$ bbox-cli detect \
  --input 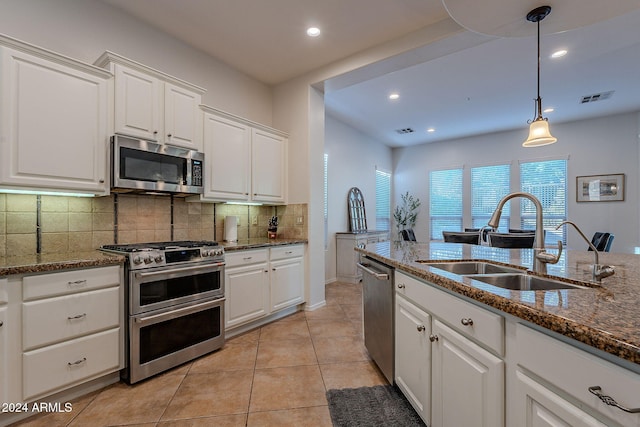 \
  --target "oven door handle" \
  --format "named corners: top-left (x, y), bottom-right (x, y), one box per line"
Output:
top-left (134, 263), bottom-right (224, 280)
top-left (134, 298), bottom-right (225, 325)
